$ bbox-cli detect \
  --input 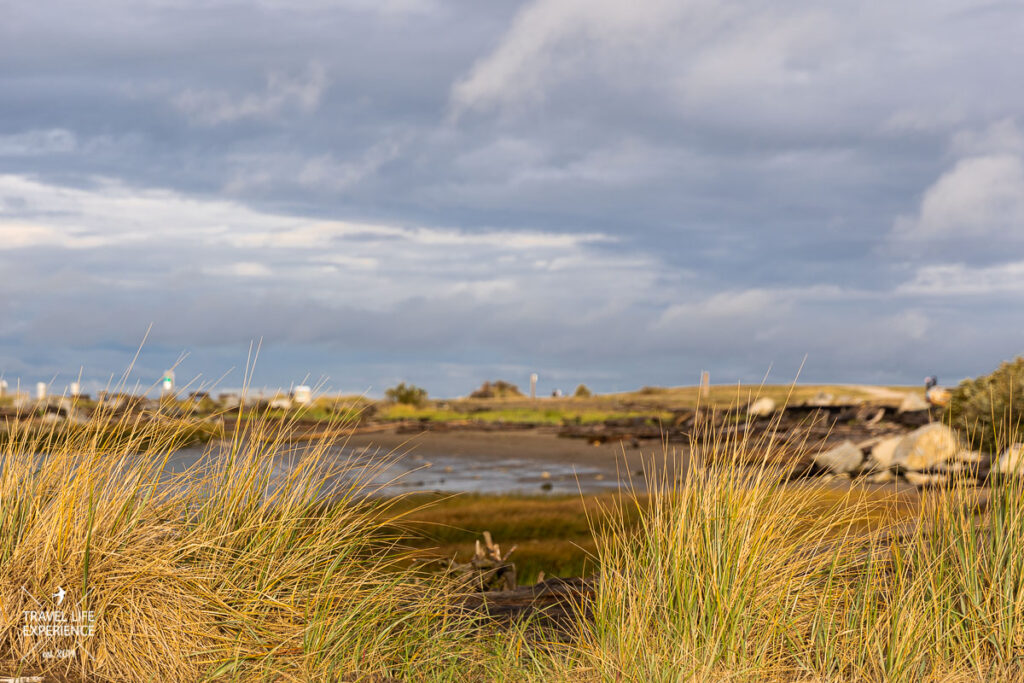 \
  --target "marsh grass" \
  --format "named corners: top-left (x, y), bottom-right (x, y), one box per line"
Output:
top-left (557, 414), bottom-right (1024, 682)
top-left (4, 384), bottom-right (1024, 682)
top-left (0, 398), bottom-right (504, 681)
